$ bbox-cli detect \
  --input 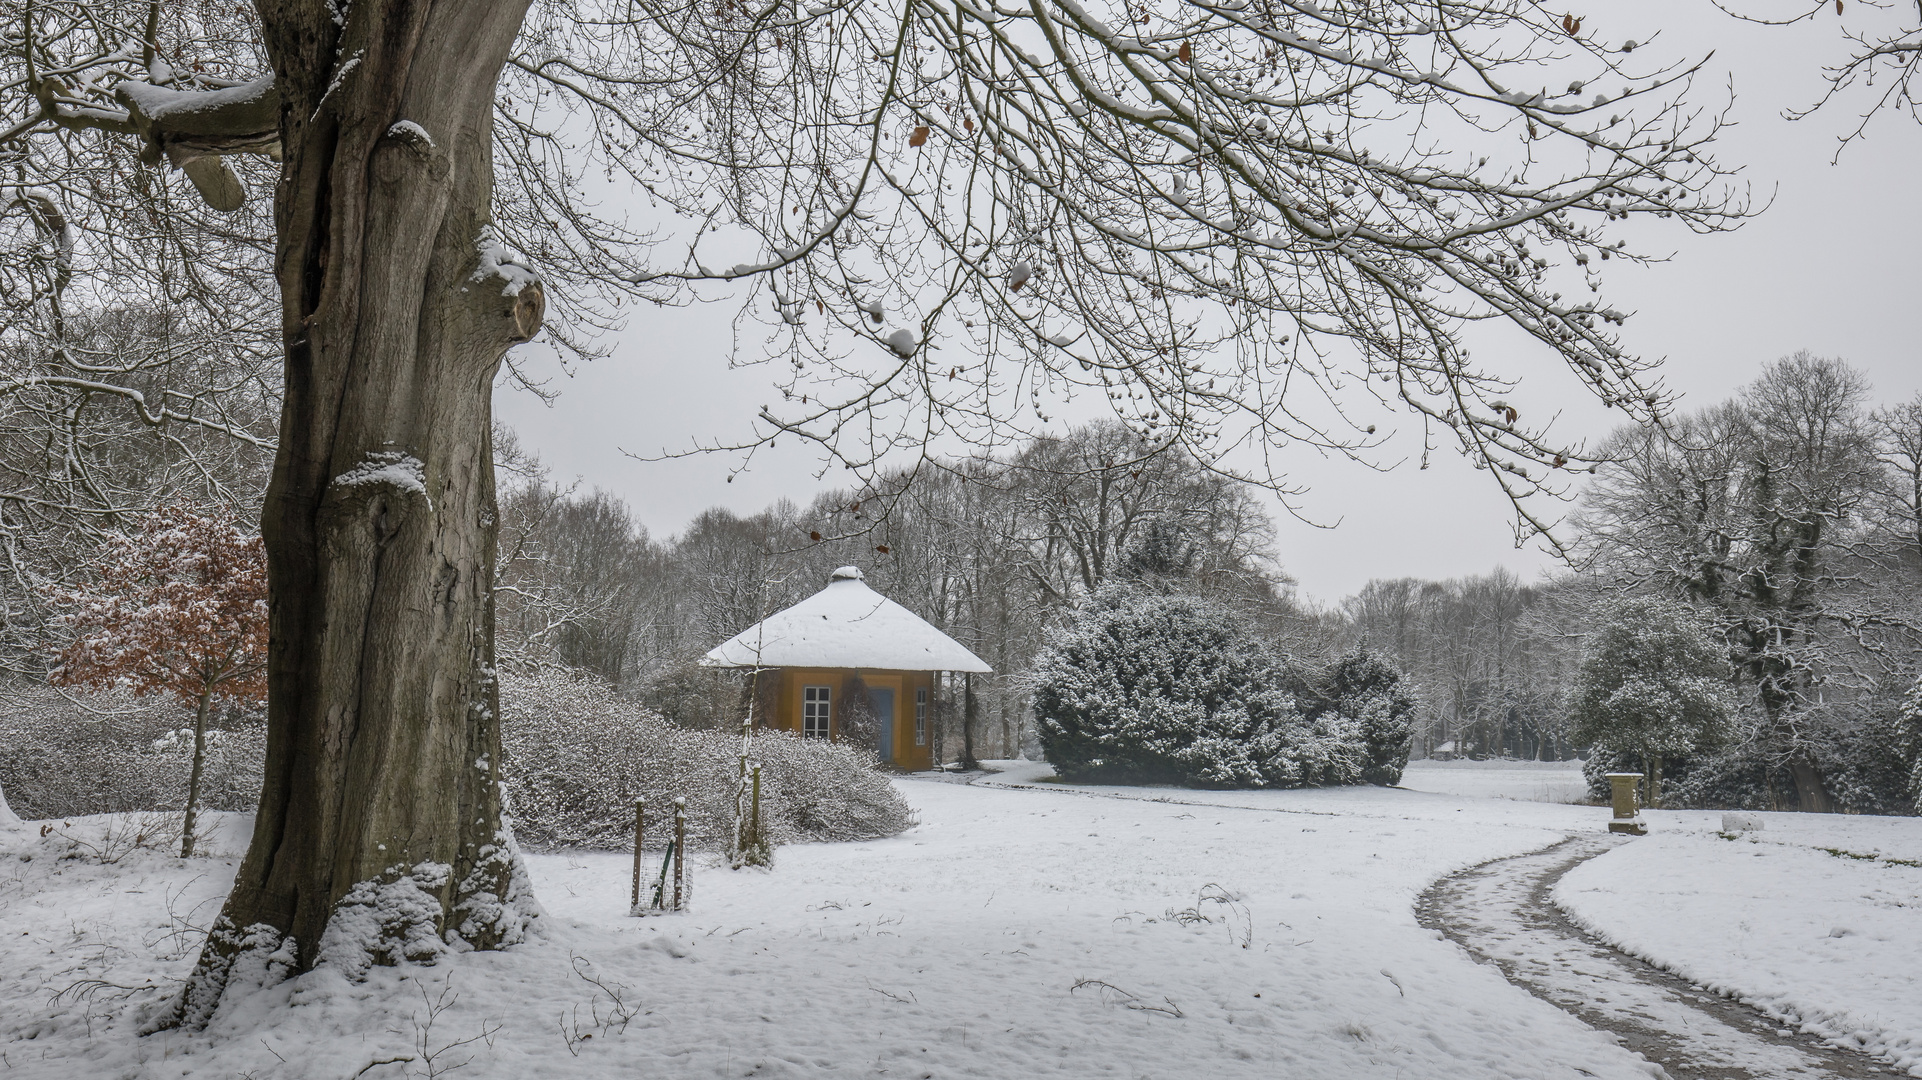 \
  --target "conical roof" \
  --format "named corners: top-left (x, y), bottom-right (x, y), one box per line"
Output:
top-left (701, 566), bottom-right (991, 673)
